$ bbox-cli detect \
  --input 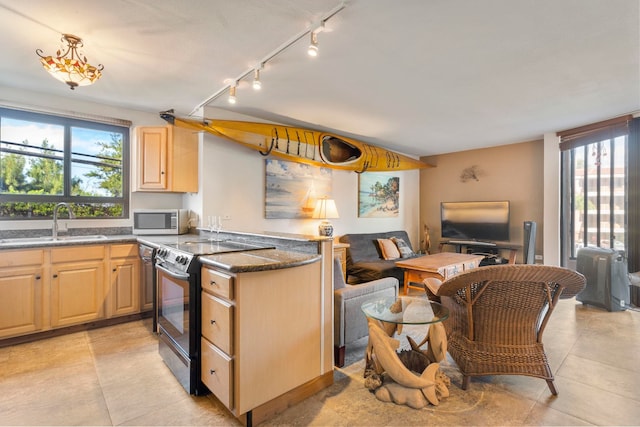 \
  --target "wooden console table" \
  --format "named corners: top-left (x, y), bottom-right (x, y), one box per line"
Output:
top-left (438, 240), bottom-right (522, 265)
top-left (395, 253), bottom-right (485, 295)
